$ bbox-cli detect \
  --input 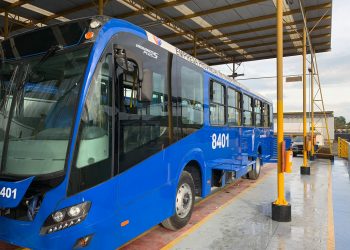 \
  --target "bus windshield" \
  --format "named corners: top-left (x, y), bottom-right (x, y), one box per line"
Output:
top-left (0, 45), bottom-right (91, 177)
